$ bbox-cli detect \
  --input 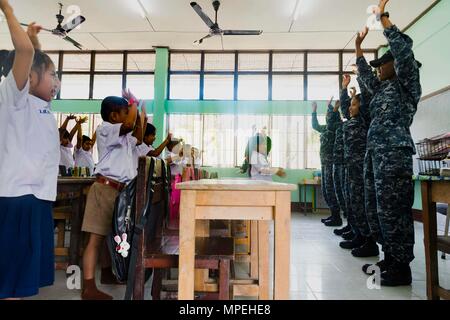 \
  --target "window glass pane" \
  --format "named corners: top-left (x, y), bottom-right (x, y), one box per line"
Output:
top-left (305, 115), bottom-right (324, 169)
top-left (63, 54), bottom-right (91, 72)
top-left (204, 75), bottom-right (234, 100)
top-left (93, 75), bottom-right (123, 99)
top-left (238, 75), bottom-right (268, 100)
top-left (204, 53), bottom-right (235, 72)
top-left (307, 75), bottom-right (339, 101)
top-left (95, 53), bottom-right (123, 72)
top-left (272, 75), bottom-right (304, 100)
top-left (127, 53), bottom-right (156, 72)
top-left (238, 53), bottom-right (269, 72)
top-left (168, 114), bottom-right (203, 153)
top-left (47, 53), bottom-right (60, 71)
top-left (307, 53), bottom-right (339, 72)
top-left (169, 75), bottom-right (200, 100)
top-left (203, 115), bottom-right (235, 167)
top-left (272, 53), bottom-right (304, 72)
top-left (170, 53), bottom-right (201, 71)
top-left (127, 75), bottom-right (154, 99)
top-left (60, 74), bottom-right (90, 99)
top-left (236, 115), bottom-right (270, 167)
top-left (271, 116), bottom-right (305, 169)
